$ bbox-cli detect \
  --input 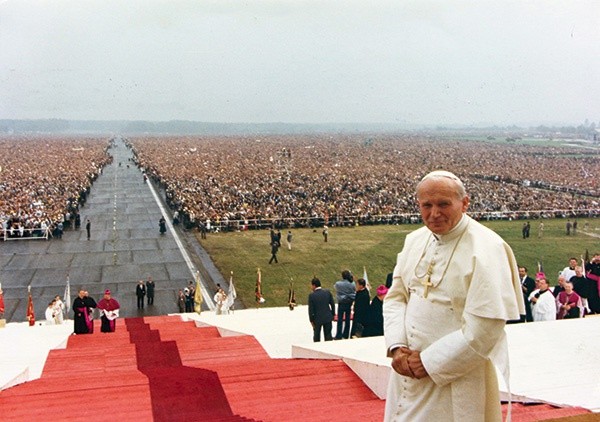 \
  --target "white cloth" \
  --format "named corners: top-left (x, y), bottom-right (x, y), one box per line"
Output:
top-left (53, 299), bottom-right (65, 324)
top-left (529, 289), bottom-right (556, 321)
top-left (45, 307), bottom-right (56, 325)
top-left (214, 291), bottom-right (229, 315)
top-left (101, 308), bottom-right (119, 321)
top-left (383, 215), bottom-right (523, 422)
